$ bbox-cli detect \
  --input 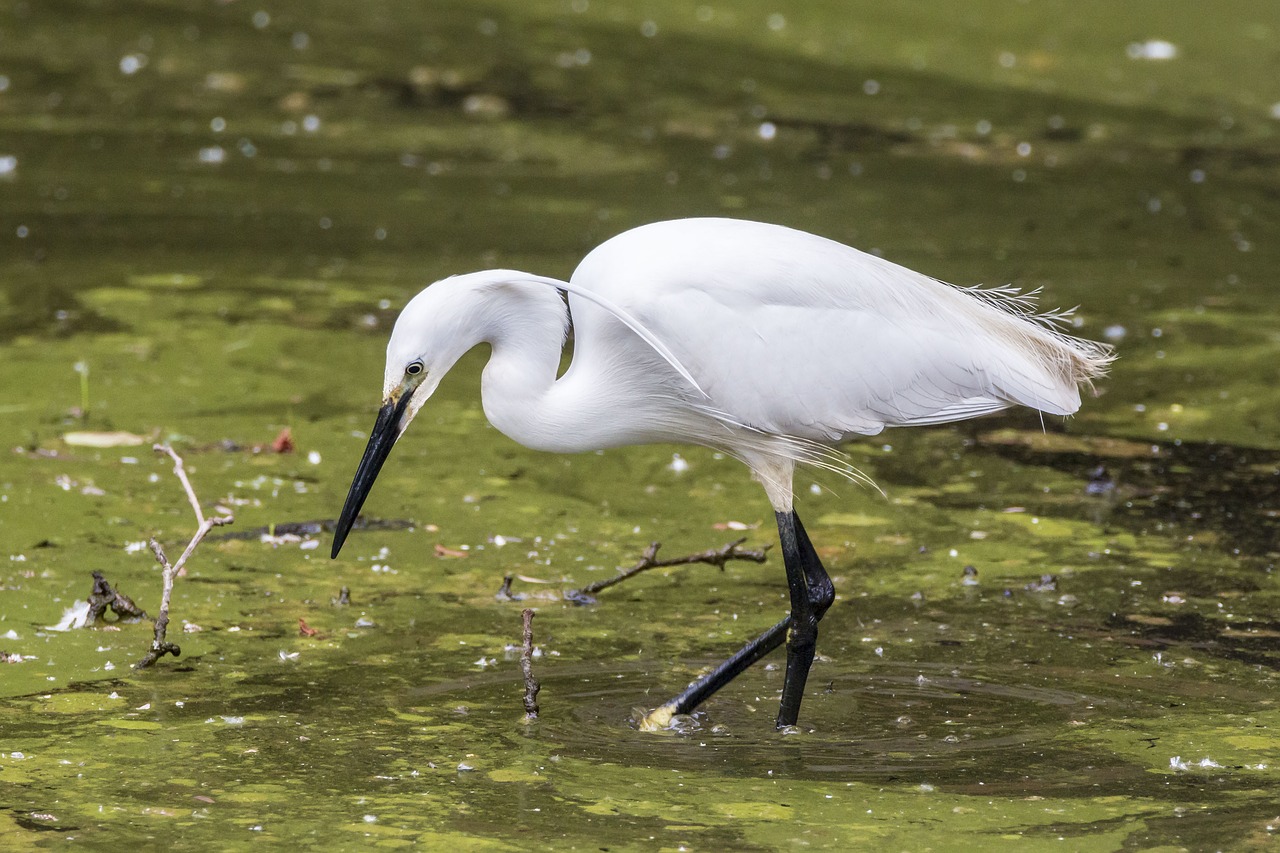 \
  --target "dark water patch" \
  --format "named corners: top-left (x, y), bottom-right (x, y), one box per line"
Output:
top-left (971, 428), bottom-right (1280, 559)
top-left (1105, 610), bottom-right (1280, 671)
top-left (210, 516), bottom-right (415, 541)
